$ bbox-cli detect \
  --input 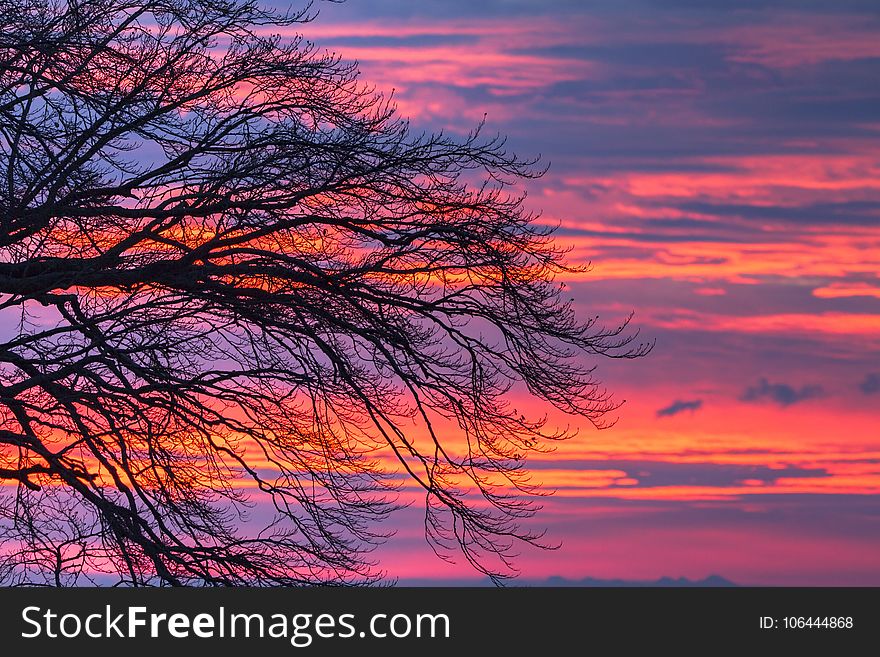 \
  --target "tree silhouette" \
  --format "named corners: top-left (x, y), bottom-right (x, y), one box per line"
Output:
top-left (0, 0), bottom-right (649, 585)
